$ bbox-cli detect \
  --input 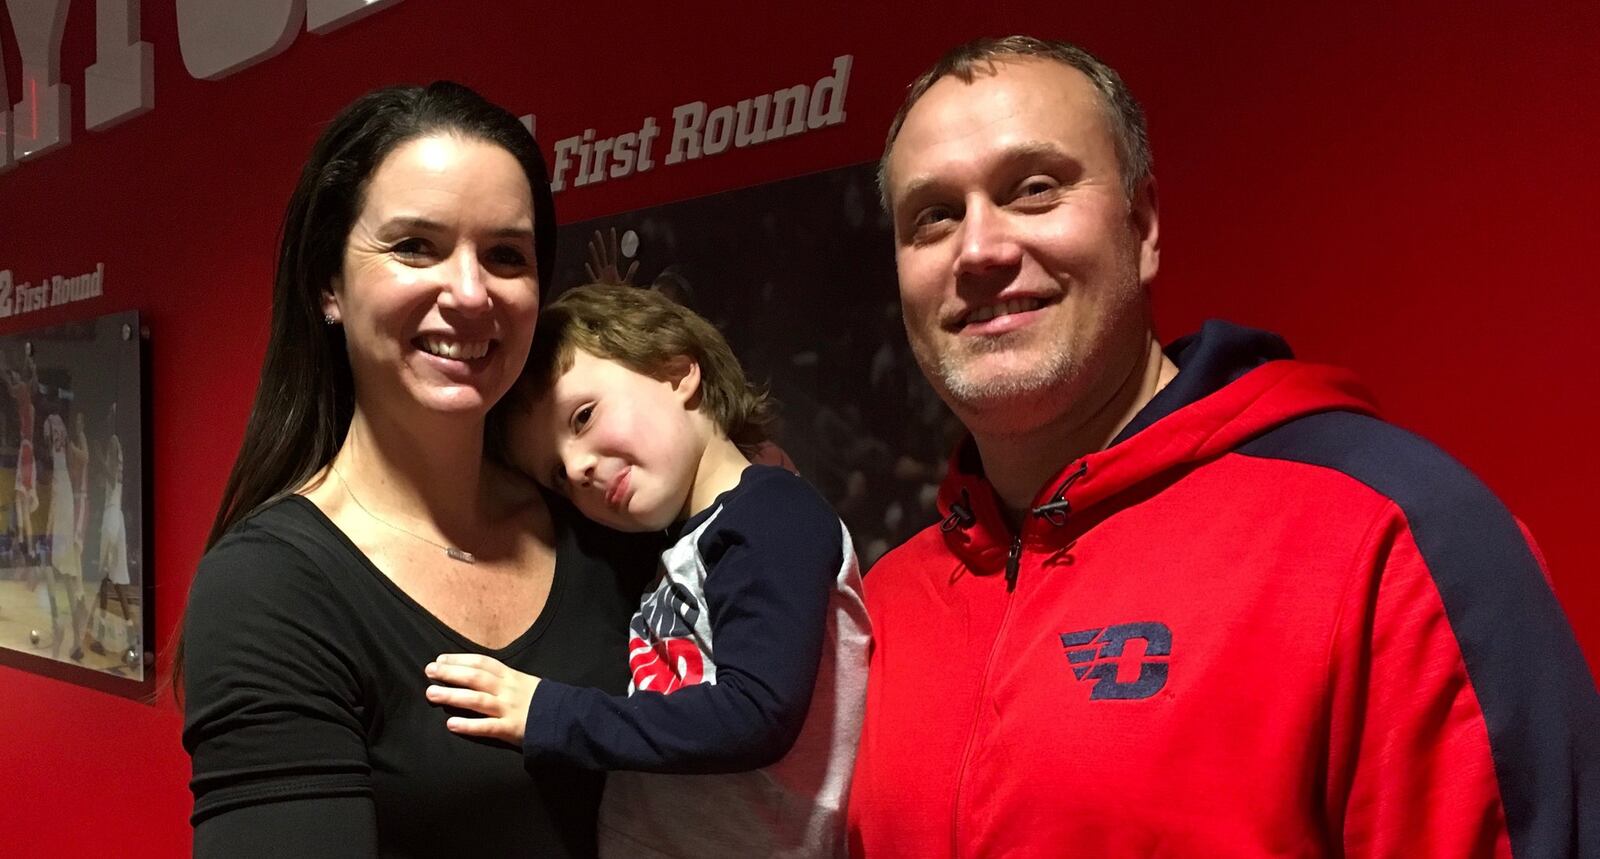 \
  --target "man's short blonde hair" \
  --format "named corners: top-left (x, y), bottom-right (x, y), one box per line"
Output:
top-left (879, 35), bottom-right (1152, 210)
